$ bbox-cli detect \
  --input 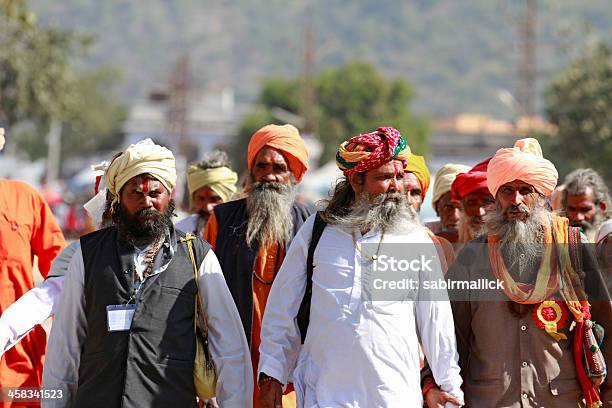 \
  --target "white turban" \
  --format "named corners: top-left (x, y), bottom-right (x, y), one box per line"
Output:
top-left (487, 138), bottom-right (558, 197)
top-left (432, 163), bottom-right (471, 205)
top-left (105, 139), bottom-right (176, 203)
top-left (0, 128), bottom-right (5, 151)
